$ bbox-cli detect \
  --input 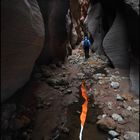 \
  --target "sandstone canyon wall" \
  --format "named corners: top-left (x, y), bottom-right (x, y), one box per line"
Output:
top-left (85, 0), bottom-right (139, 95)
top-left (1, 0), bottom-right (45, 102)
